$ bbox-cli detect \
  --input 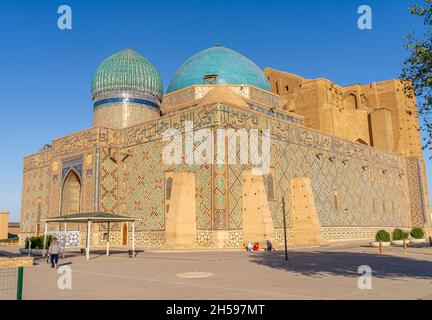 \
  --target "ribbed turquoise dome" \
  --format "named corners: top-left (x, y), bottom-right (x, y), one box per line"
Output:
top-left (91, 49), bottom-right (163, 104)
top-left (167, 45), bottom-right (270, 93)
